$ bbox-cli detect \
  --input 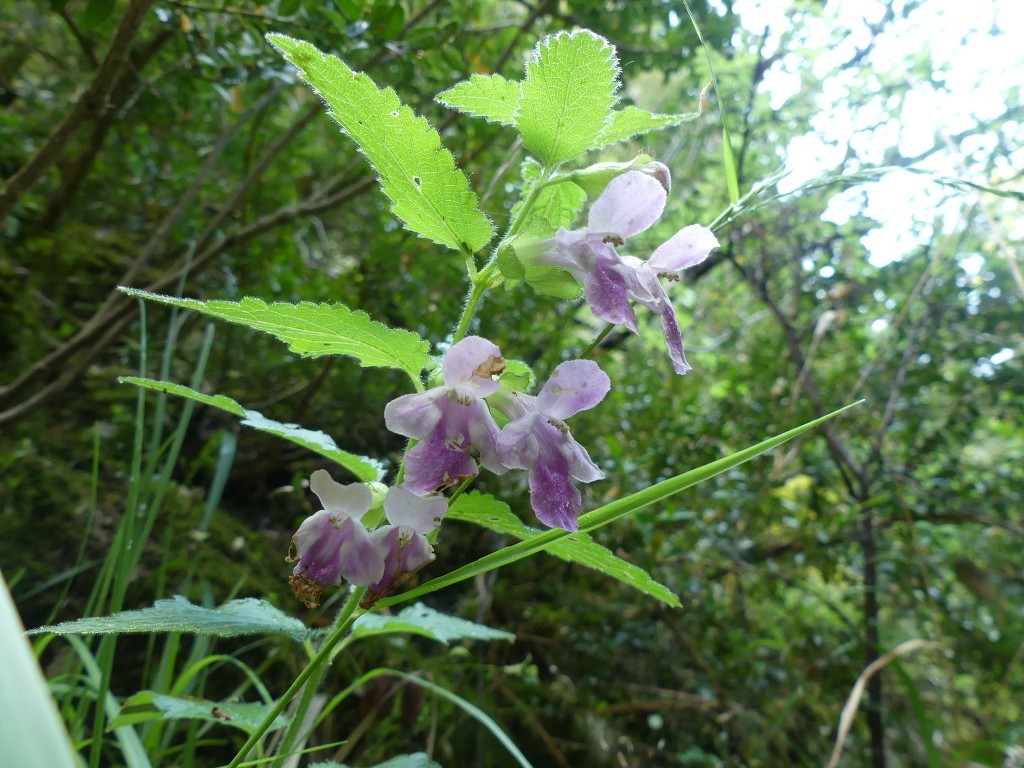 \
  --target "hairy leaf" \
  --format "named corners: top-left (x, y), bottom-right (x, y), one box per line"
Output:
top-left (268, 34), bottom-right (494, 253)
top-left (516, 30), bottom-right (620, 166)
top-left (436, 73), bottom-right (521, 126)
top-left (591, 106), bottom-right (701, 150)
top-left (121, 288), bottom-right (430, 384)
top-left (109, 691), bottom-right (290, 734)
top-left (352, 603), bottom-right (514, 644)
top-left (29, 596), bottom-right (310, 642)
